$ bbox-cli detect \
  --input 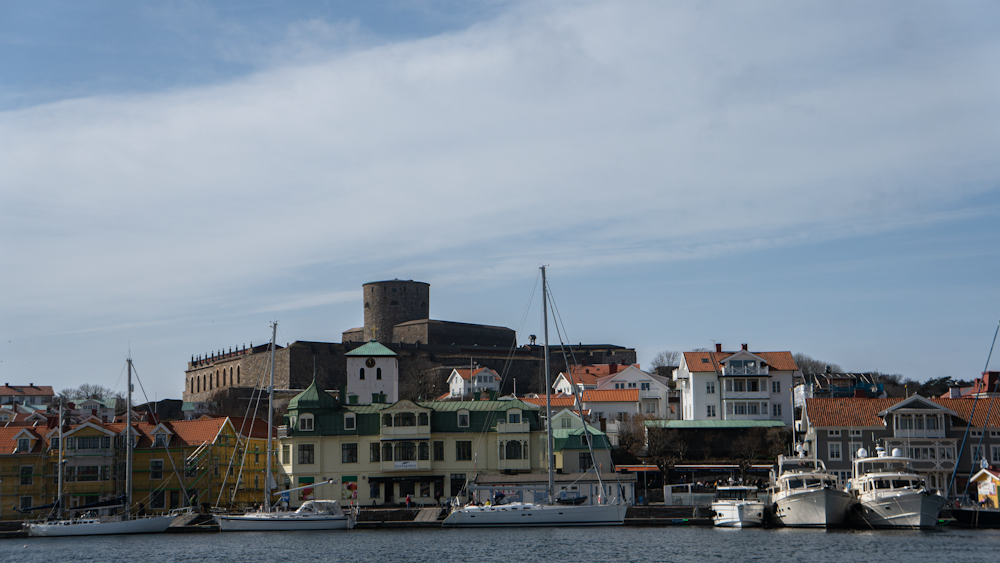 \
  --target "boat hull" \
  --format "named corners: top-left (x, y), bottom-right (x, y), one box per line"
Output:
top-left (950, 507), bottom-right (1000, 529)
top-left (773, 488), bottom-right (855, 528)
top-left (711, 501), bottom-right (765, 528)
top-left (216, 513), bottom-right (354, 531)
top-left (849, 491), bottom-right (945, 529)
top-left (27, 515), bottom-right (174, 537)
top-left (441, 502), bottom-right (625, 528)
